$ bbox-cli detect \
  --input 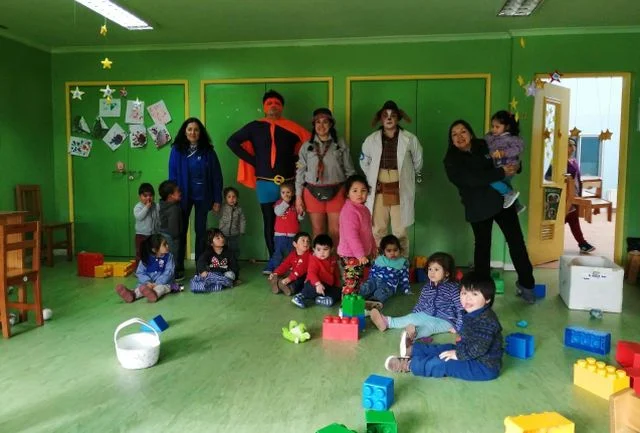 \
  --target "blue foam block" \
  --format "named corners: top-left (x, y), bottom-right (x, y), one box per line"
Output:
top-left (362, 375), bottom-right (394, 410)
top-left (344, 313), bottom-right (365, 331)
top-left (563, 326), bottom-right (610, 355)
top-left (415, 269), bottom-right (427, 282)
top-left (505, 332), bottom-right (534, 359)
top-left (534, 284), bottom-right (546, 298)
top-left (140, 314), bottom-right (169, 333)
